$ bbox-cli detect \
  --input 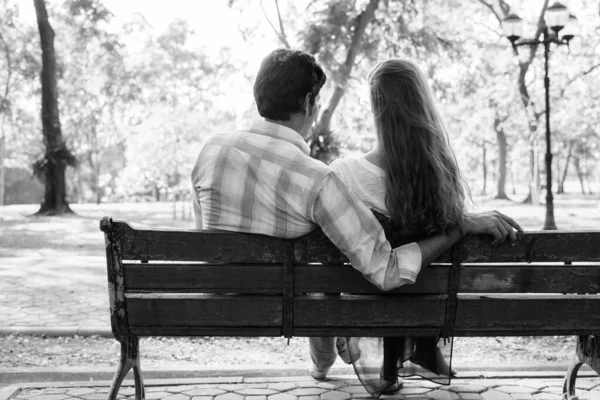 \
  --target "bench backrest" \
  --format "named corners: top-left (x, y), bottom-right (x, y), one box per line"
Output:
top-left (100, 217), bottom-right (600, 341)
